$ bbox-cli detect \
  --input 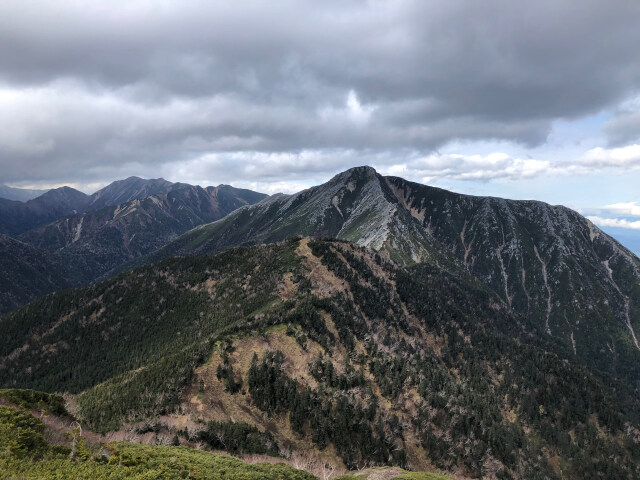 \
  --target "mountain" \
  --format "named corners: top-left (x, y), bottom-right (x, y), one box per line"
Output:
top-left (88, 176), bottom-right (185, 210)
top-left (0, 234), bottom-right (74, 314)
top-left (136, 166), bottom-right (640, 386)
top-left (0, 176), bottom-right (246, 238)
top-left (0, 184), bottom-right (49, 202)
top-left (383, 175), bottom-right (640, 382)
top-left (17, 184), bottom-right (267, 284)
top-left (0, 179), bottom-right (266, 314)
top-left (1, 238), bottom-right (638, 479)
top-left (0, 186), bottom-right (90, 236)
top-left (142, 167), bottom-right (441, 264)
